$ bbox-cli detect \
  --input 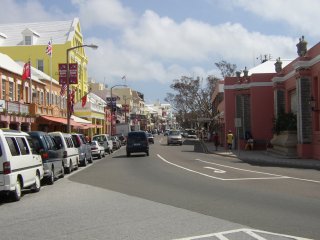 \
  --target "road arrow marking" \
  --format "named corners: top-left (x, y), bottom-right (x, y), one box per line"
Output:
top-left (204, 166), bottom-right (226, 173)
